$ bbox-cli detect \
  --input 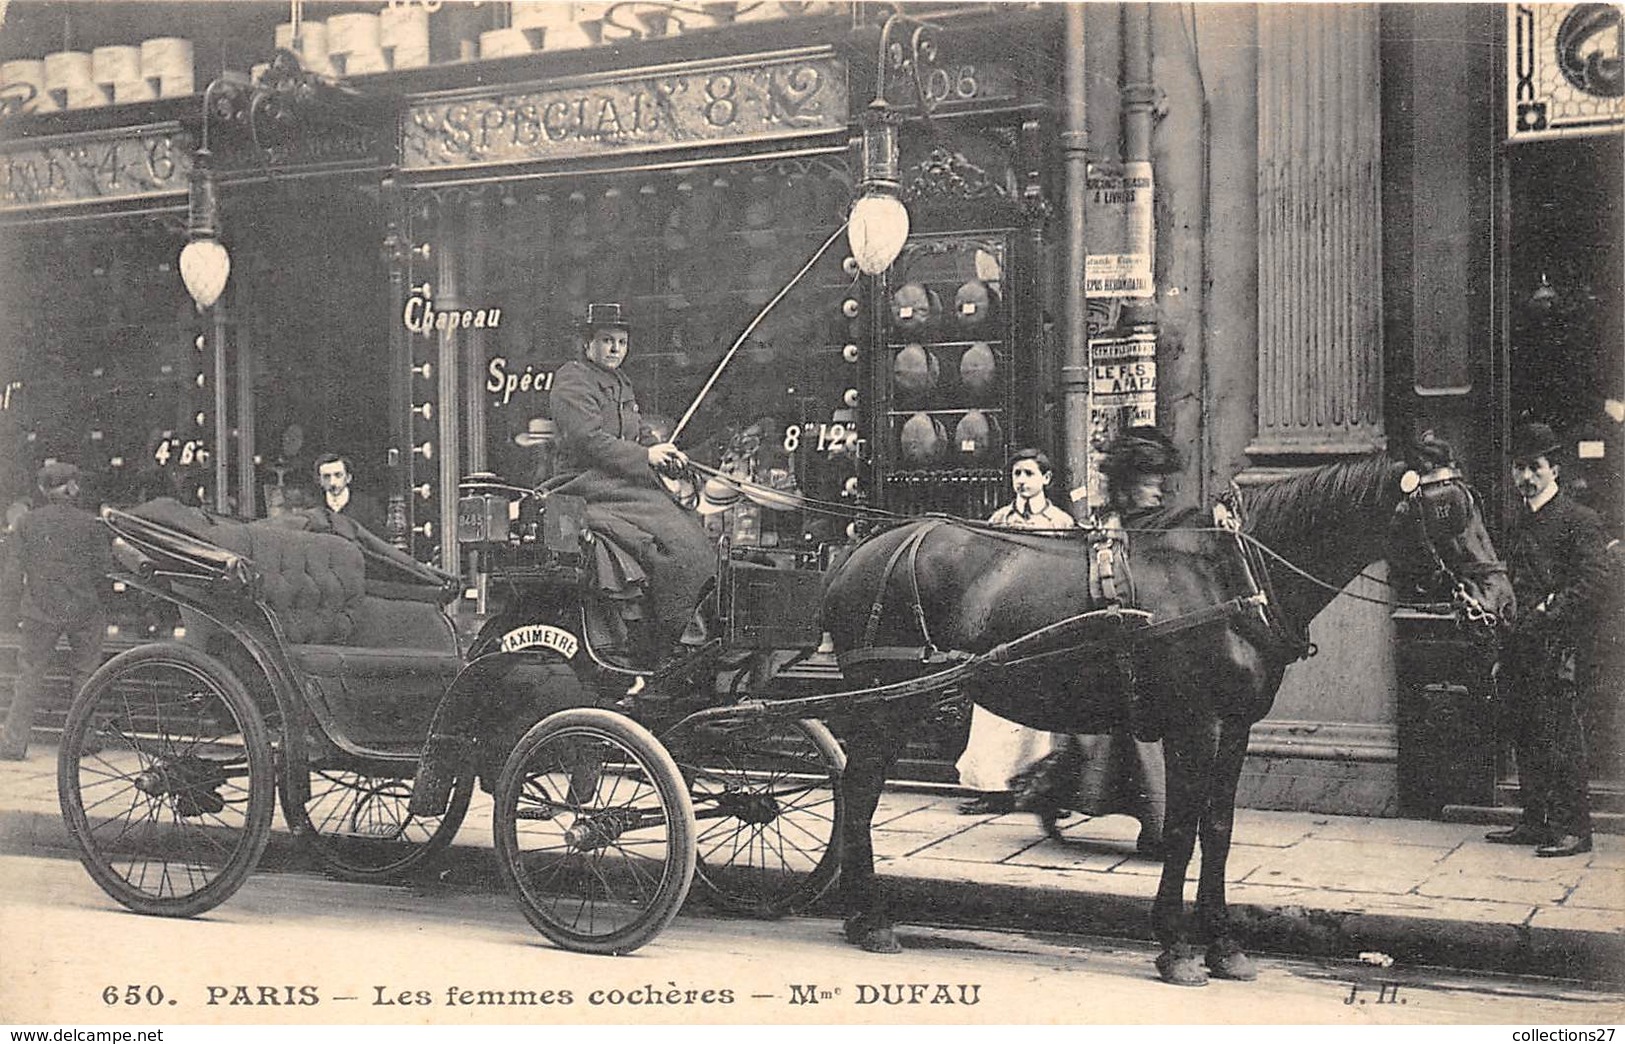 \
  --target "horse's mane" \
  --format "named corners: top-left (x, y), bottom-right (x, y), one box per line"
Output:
top-left (1241, 454), bottom-right (1400, 545)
